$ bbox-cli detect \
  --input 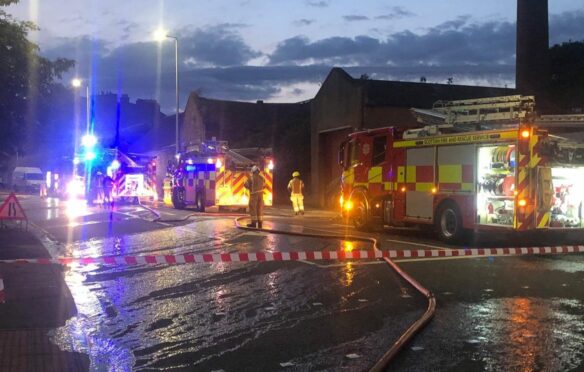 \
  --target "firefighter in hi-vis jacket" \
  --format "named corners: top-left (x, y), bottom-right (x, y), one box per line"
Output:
top-left (287, 171), bottom-right (305, 215)
top-left (244, 165), bottom-right (266, 228)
